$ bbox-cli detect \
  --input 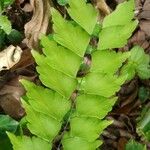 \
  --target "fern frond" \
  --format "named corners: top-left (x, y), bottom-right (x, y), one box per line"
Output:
top-left (67, 0), bottom-right (98, 34)
top-left (7, 133), bottom-right (51, 150)
top-left (8, 0), bottom-right (138, 149)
